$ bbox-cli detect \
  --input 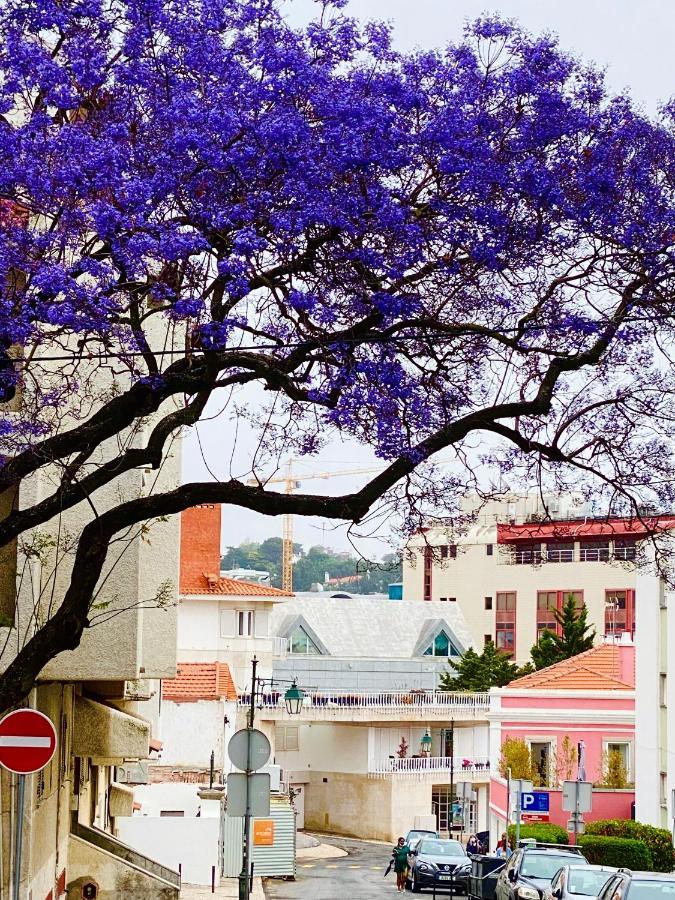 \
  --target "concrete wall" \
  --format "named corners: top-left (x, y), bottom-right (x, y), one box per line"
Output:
top-left (404, 530), bottom-right (638, 664)
top-left (133, 783), bottom-right (203, 818)
top-left (275, 723), bottom-right (371, 775)
top-left (116, 817), bottom-right (219, 886)
top-left (158, 698), bottom-right (237, 769)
